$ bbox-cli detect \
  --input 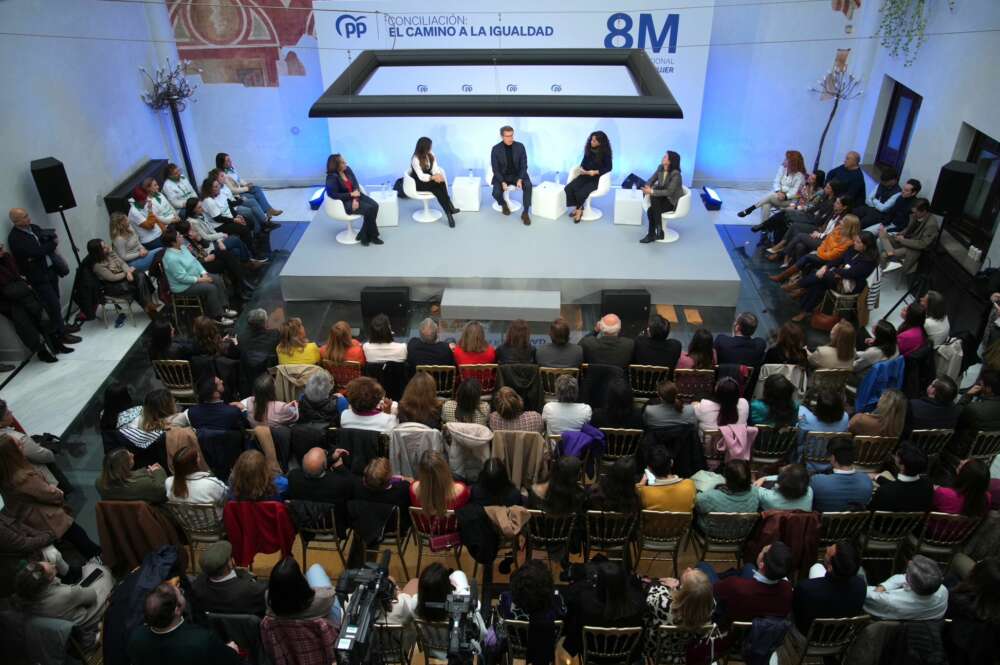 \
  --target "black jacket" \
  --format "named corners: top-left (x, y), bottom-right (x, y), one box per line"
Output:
top-left (325, 167), bottom-right (362, 202)
top-left (633, 336), bottom-right (682, 368)
top-left (406, 338), bottom-right (454, 368)
top-left (904, 397), bottom-right (961, 436)
top-left (714, 334), bottom-right (766, 367)
top-left (190, 568), bottom-right (267, 616)
top-left (286, 466), bottom-right (355, 505)
top-left (867, 476), bottom-right (934, 513)
top-left (491, 140), bottom-right (529, 183)
top-left (8, 224), bottom-right (57, 284)
top-left (791, 573), bottom-right (866, 634)
top-left (579, 334), bottom-right (635, 368)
